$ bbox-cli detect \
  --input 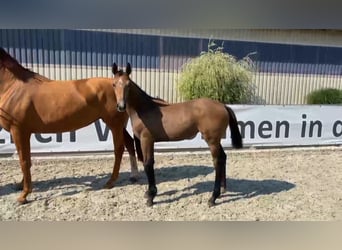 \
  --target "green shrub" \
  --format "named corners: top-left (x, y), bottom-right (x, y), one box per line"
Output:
top-left (306, 88), bottom-right (342, 104)
top-left (178, 40), bottom-right (255, 104)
